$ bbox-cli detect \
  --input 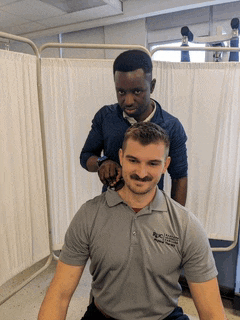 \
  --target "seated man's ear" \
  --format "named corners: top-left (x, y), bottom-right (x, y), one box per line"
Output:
top-left (163, 156), bottom-right (171, 174)
top-left (119, 148), bottom-right (123, 166)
